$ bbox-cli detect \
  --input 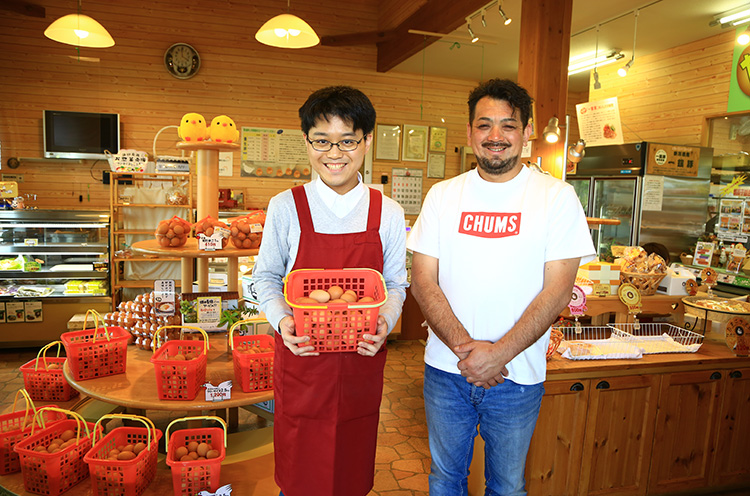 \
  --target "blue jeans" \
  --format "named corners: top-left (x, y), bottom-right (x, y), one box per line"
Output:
top-left (423, 364), bottom-right (544, 496)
